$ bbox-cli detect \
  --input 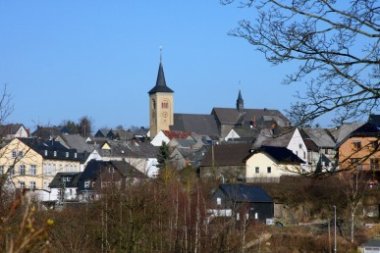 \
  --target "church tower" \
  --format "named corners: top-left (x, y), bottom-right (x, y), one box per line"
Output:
top-left (236, 90), bottom-right (244, 111)
top-left (148, 56), bottom-right (174, 138)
